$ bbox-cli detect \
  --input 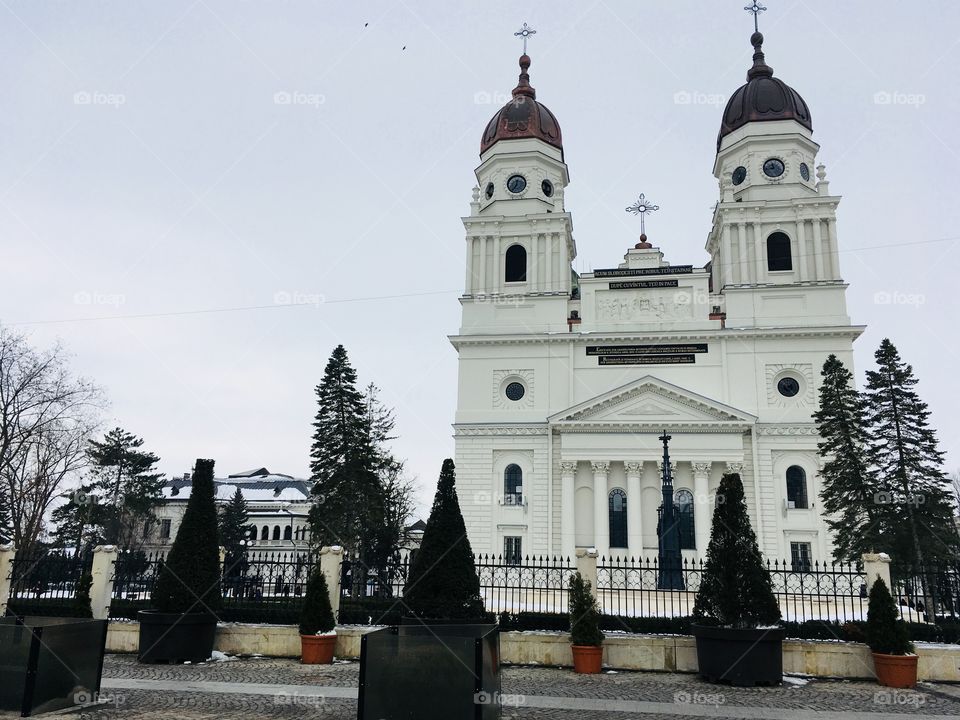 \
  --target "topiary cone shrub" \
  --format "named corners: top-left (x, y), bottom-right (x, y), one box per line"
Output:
top-left (152, 458), bottom-right (222, 614)
top-left (403, 459), bottom-right (485, 621)
top-left (693, 473), bottom-right (780, 628)
top-left (568, 571), bottom-right (604, 673)
top-left (866, 577), bottom-right (917, 688)
top-left (300, 564), bottom-right (336, 636)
